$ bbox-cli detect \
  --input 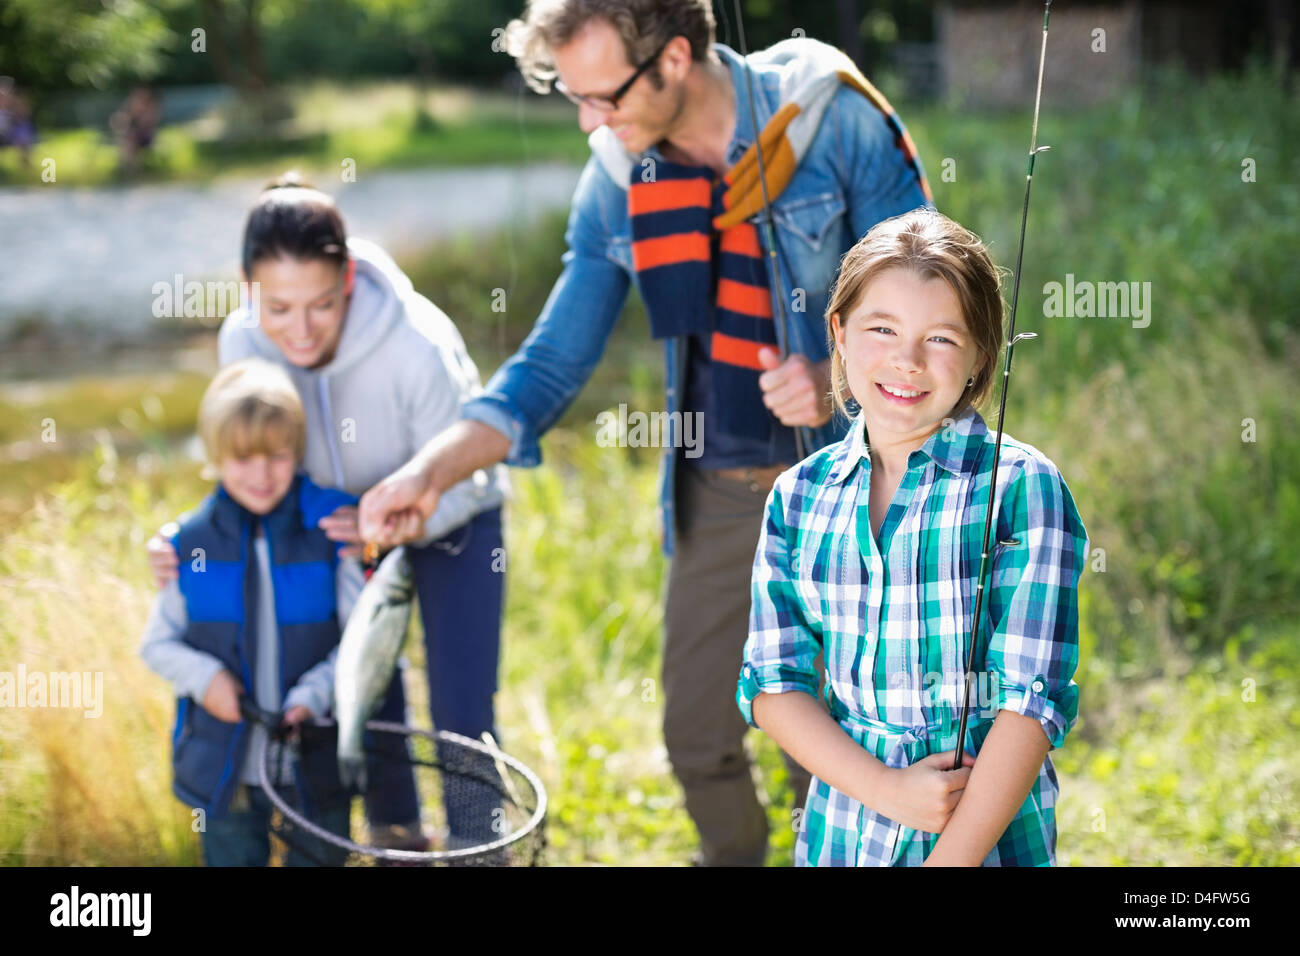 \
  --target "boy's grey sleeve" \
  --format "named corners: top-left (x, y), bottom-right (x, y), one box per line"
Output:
top-left (282, 557), bottom-right (362, 717)
top-left (139, 579), bottom-right (226, 703)
top-left (283, 645), bottom-right (338, 718)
